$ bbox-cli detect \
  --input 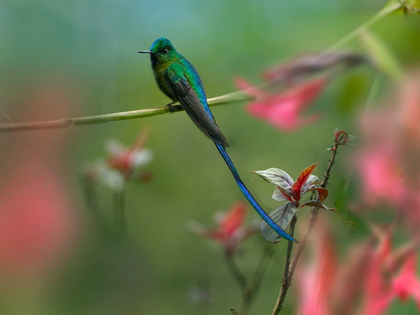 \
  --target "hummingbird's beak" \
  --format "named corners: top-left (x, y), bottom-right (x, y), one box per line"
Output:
top-left (138, 50), bottom-right (151, 54)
